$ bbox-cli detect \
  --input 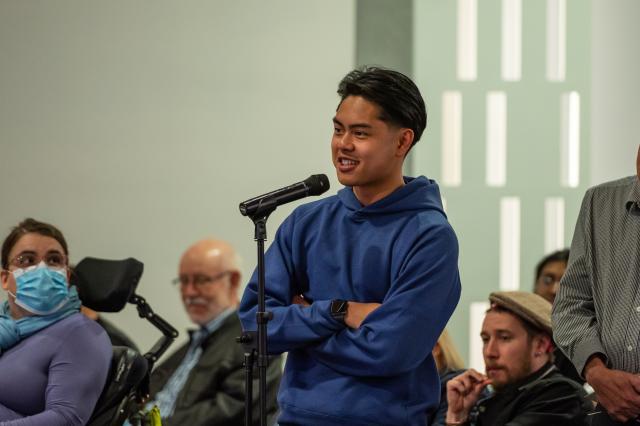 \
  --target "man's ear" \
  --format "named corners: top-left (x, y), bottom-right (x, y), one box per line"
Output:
top-left (396, 128), bottom-right (414, 157)
top-left (229, 271), bottom-right (241, 291)
top-left (533, 333), bottom-right (553, 355)
top-left (228, 271), bottom-right (242, 304)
